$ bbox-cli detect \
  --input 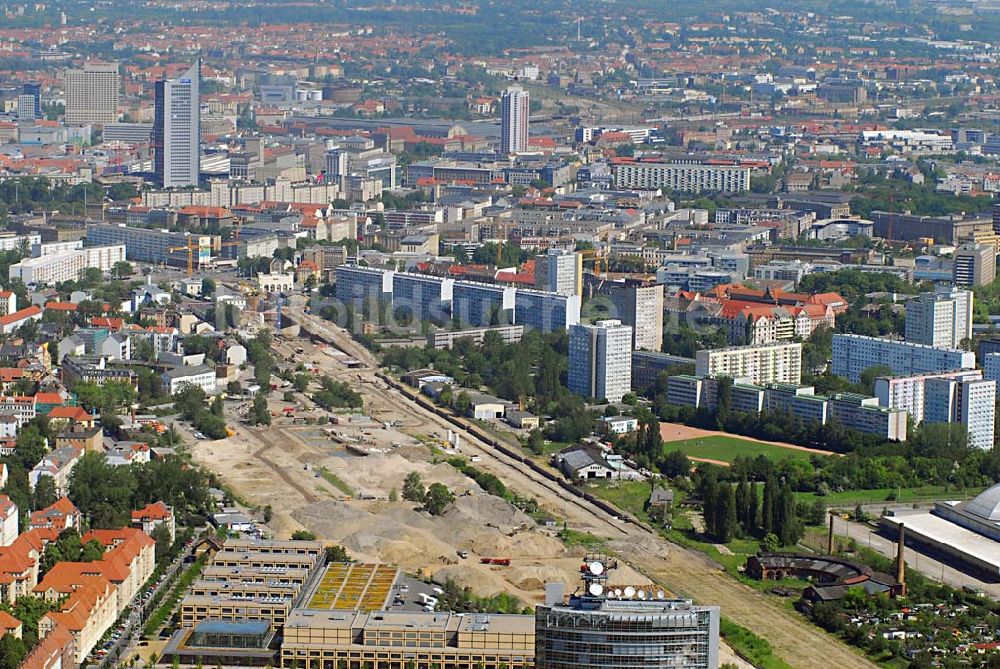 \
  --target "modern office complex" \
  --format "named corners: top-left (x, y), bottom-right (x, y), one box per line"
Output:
top-left (832, 334), bottom-right (976, 383)
top-left (874, 369), bottom-right (984, 424)
top-left (500, 86), bottom-right (530, 154)
top-left (64, 61), bottom-right (119, 125)
top-left (695, 342), bottom-right (802, 386)
top-left (86, 224), bottom-right (212, 268)
top-left (924, 375), bottom-right (997, 449)
top-left (953, 242), bottom-right (996, 287)
top-left (154, 60), bottom-right (201, 188)
top-left (600, 280), bottom-right (664, 352)
top-left (904, 287), bottom-right (973, 349)
top-left (21, 82), bottom-right (41, 119)
top-left (612, 160), bottom-right (751, 193)
top-left (535, 556), bottom-right (719, 669)
top-left (568, 320), bottom-right (633, 403)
